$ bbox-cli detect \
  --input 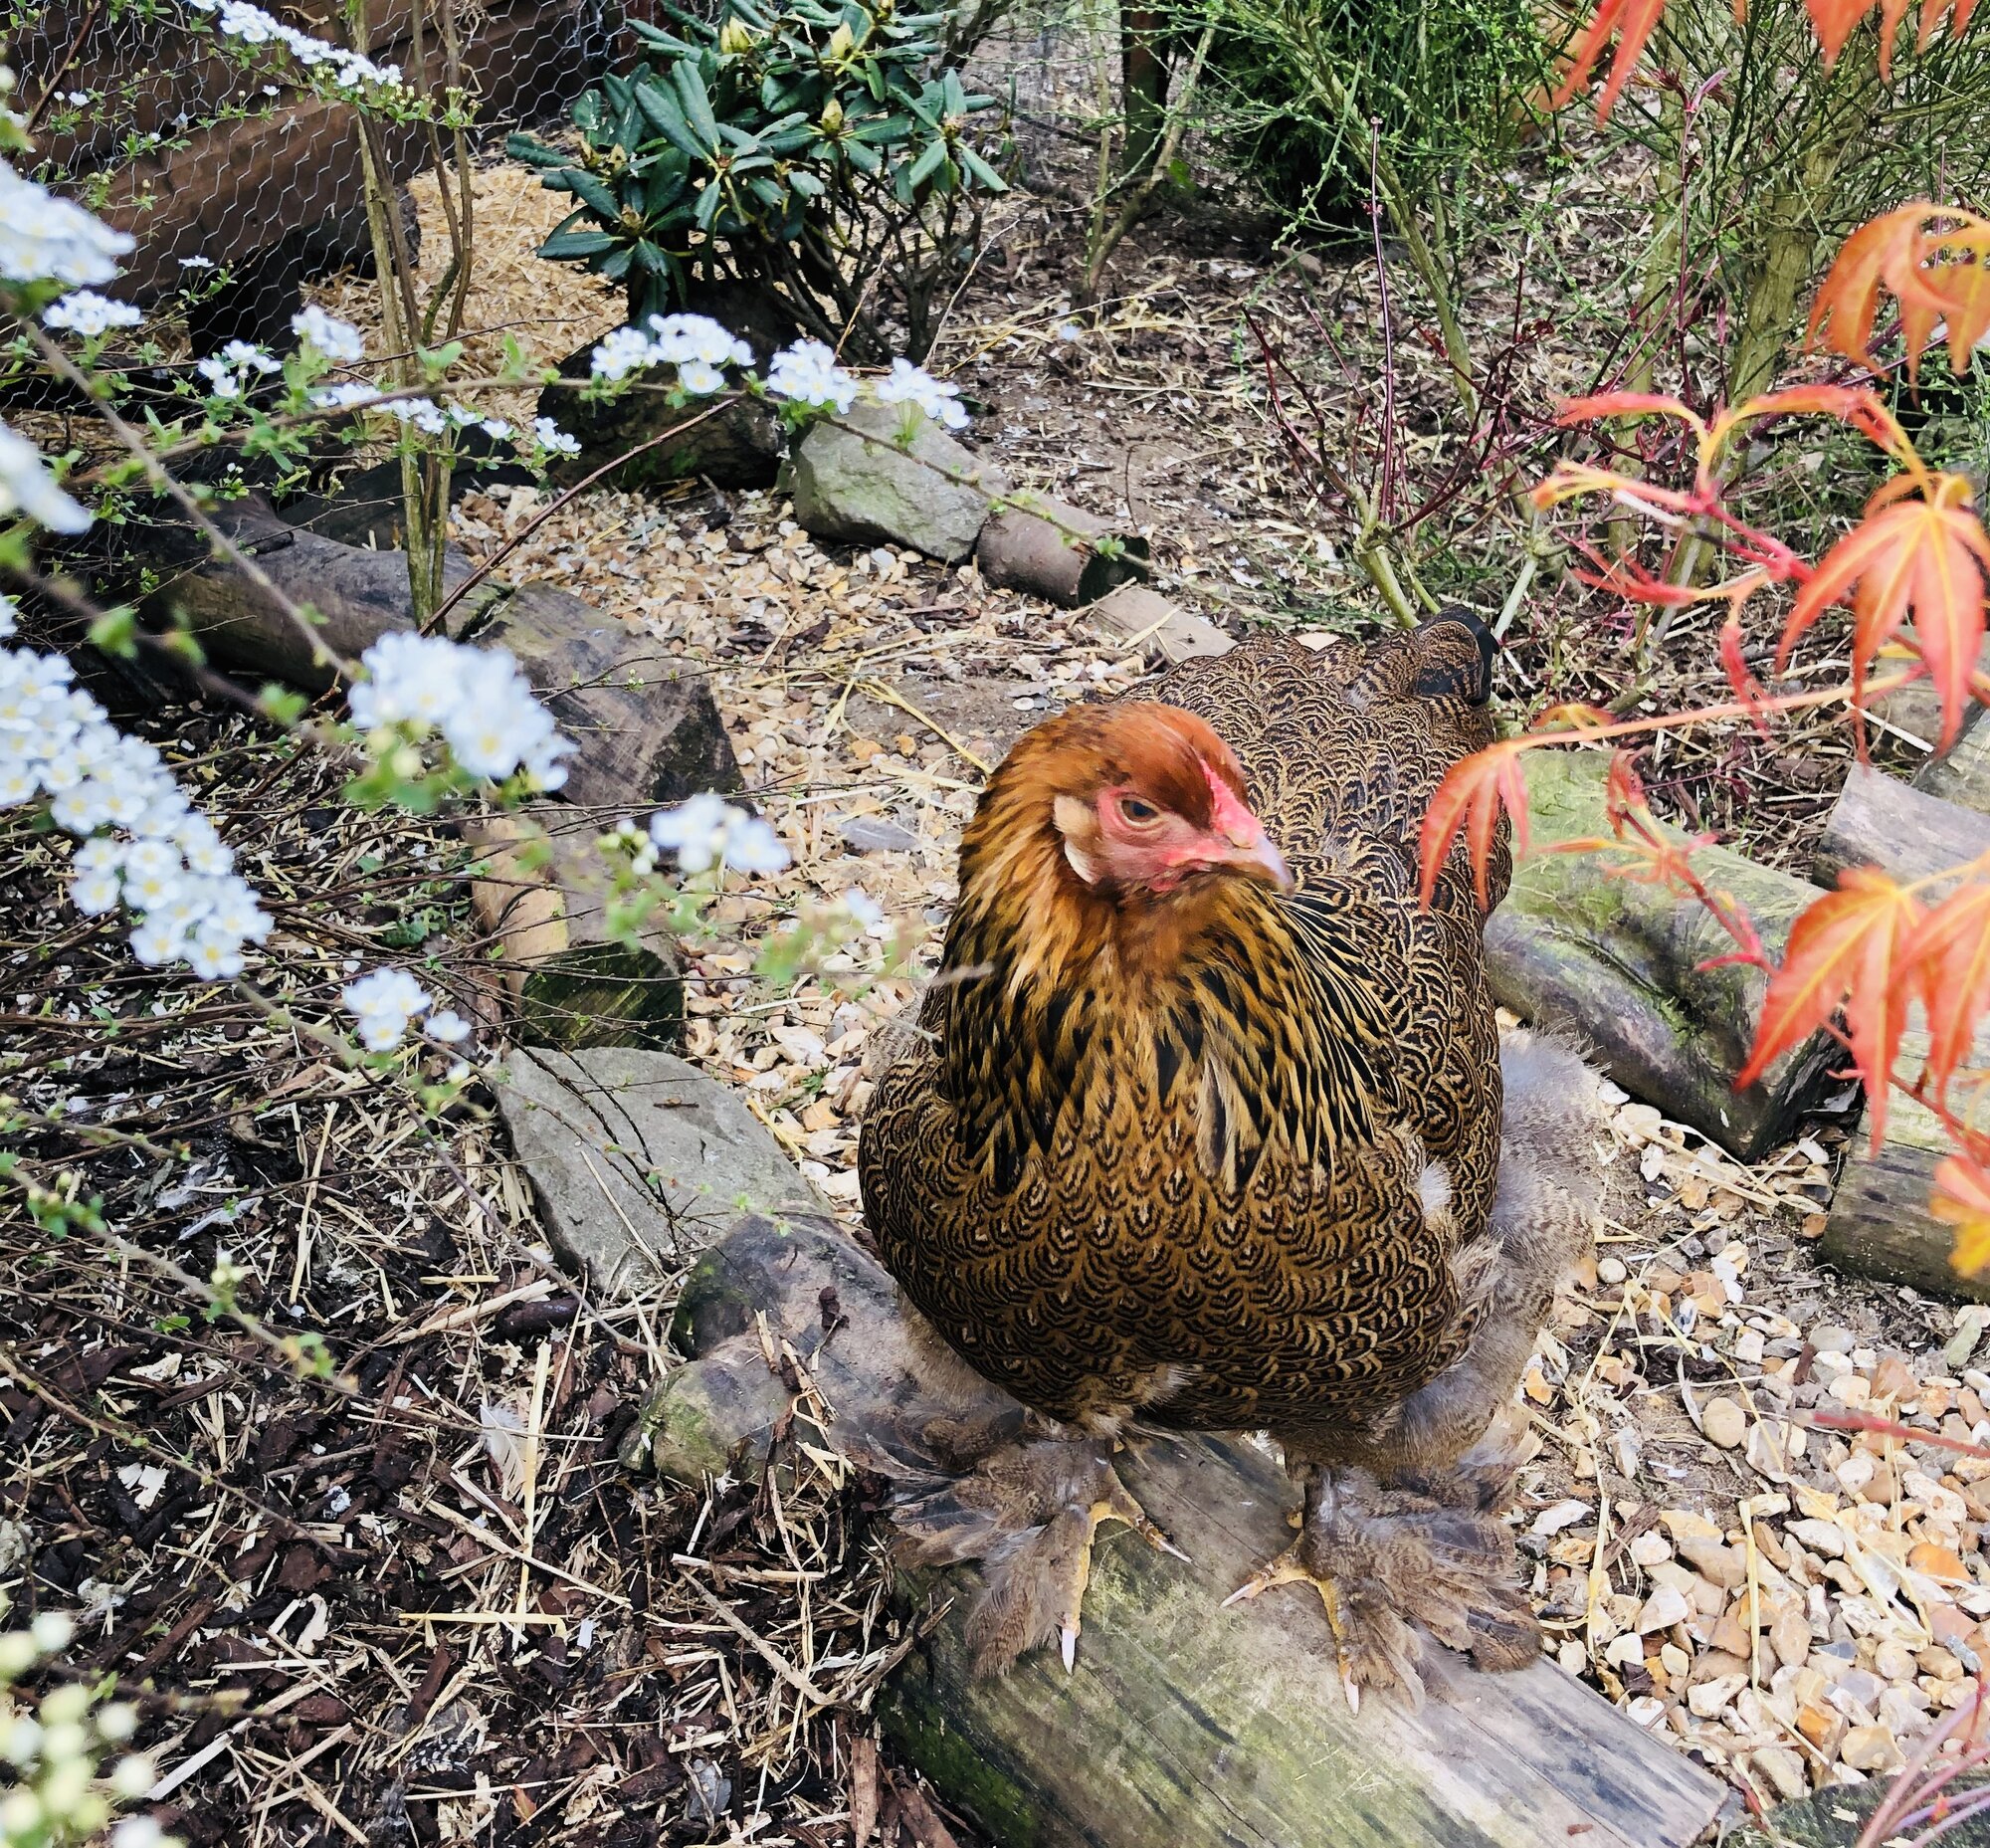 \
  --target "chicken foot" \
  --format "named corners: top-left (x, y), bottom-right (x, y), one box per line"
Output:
top-left (1224, 1440), bottom-right (1536, 1710)
top-left (892, 1434), bottom-right (1187, 1677)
